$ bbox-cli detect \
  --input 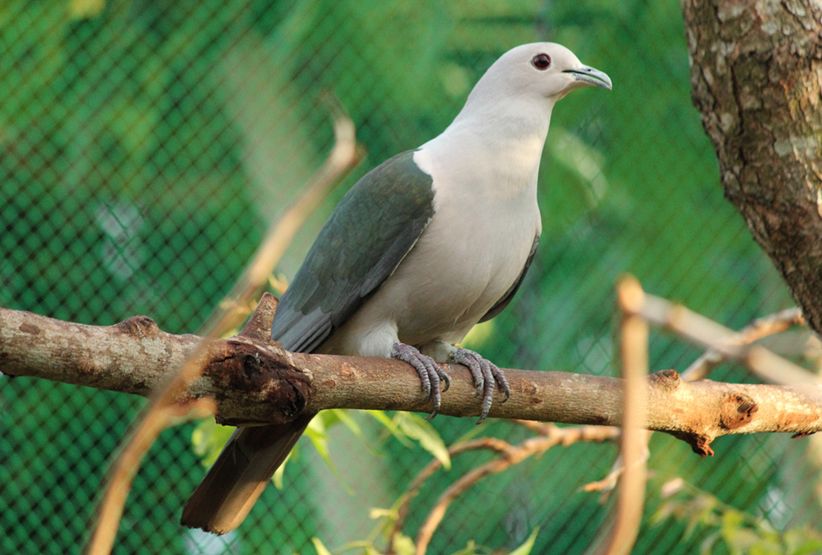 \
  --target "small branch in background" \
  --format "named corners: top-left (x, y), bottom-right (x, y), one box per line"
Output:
top-left (85, 99), bottom-right (361, 555)
top-left (590, 277), bottom-right (649, 555)
top-left (387, 425), bottom-right (619, 555)
top-left (683, 307), bottom-right (806, 381)
top-left (640, 295), bottom-right (815, 385)
top-left (388, 436), bottom-right (516, 553)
